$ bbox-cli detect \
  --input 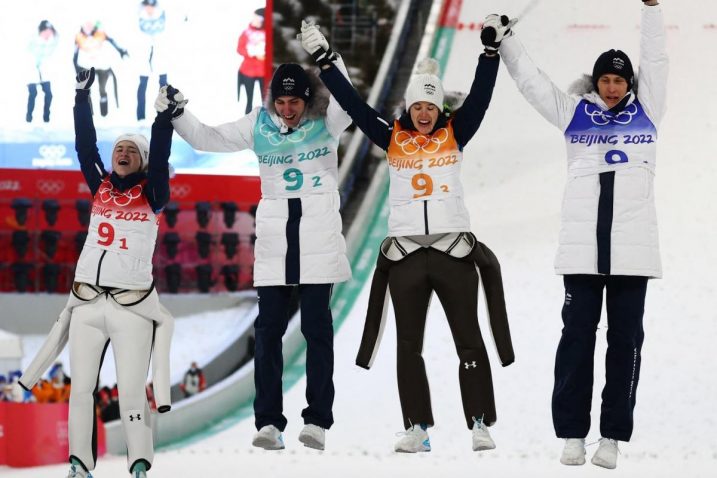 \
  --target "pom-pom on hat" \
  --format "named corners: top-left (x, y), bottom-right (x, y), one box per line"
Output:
top-left (404, 58), bottom-right (445, 111)
top-left (112, 133), bottom-right (150, 171)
